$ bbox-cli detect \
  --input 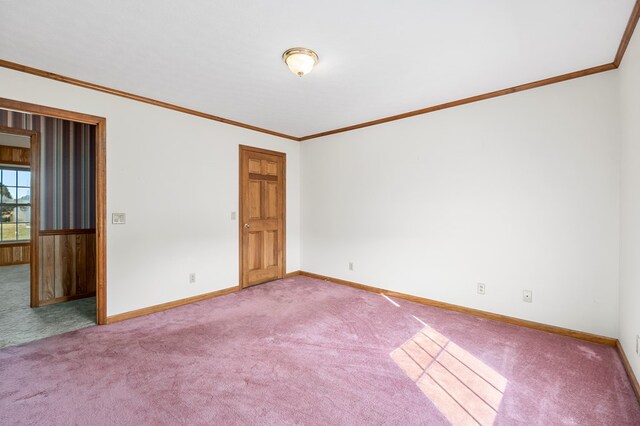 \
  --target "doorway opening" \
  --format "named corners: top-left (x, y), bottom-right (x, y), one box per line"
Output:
top-left (0, 98), bottom-right (106, 348)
